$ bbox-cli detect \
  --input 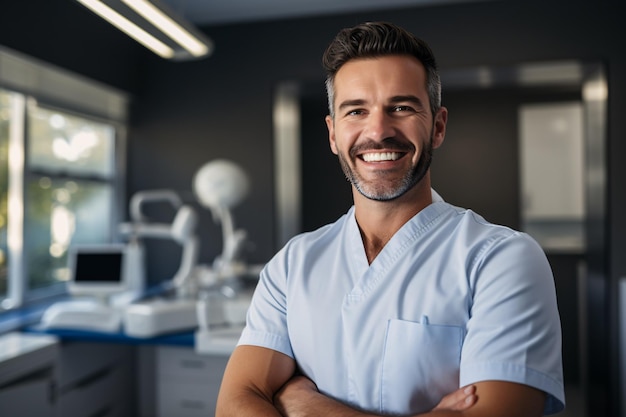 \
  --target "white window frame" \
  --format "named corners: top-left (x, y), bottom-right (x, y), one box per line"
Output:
top-left (0, 46), bottom-right (128, 310)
